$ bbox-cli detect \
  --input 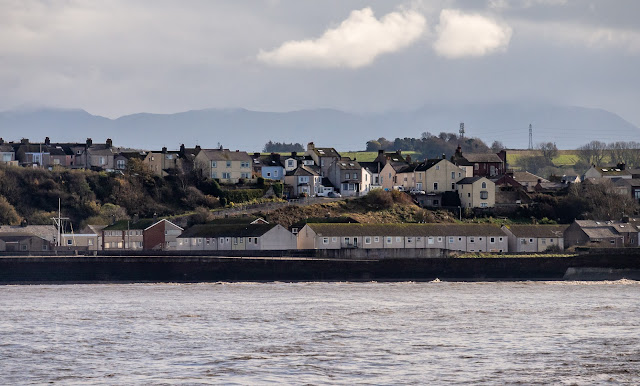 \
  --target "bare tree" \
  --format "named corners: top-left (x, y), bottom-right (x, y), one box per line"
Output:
top-left (608, 141), bottom-right (640, 168)
top-left (577, 140), bottom-right (607, 166)
top-left (490, 140), bottom-right (505, 153)
top-left (537, 142), bottom-right (558, 162)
